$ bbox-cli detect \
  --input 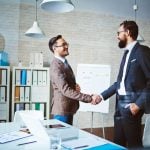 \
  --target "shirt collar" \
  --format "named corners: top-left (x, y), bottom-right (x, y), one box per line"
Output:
top-left (125, 41), bottom-right (137, 53)
top-left (54, 55), bottom-right (65, 63)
